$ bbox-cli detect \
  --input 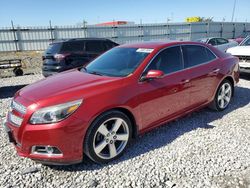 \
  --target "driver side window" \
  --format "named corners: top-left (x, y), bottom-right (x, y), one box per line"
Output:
top-left (144, 46), bottom-right (183, 75)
